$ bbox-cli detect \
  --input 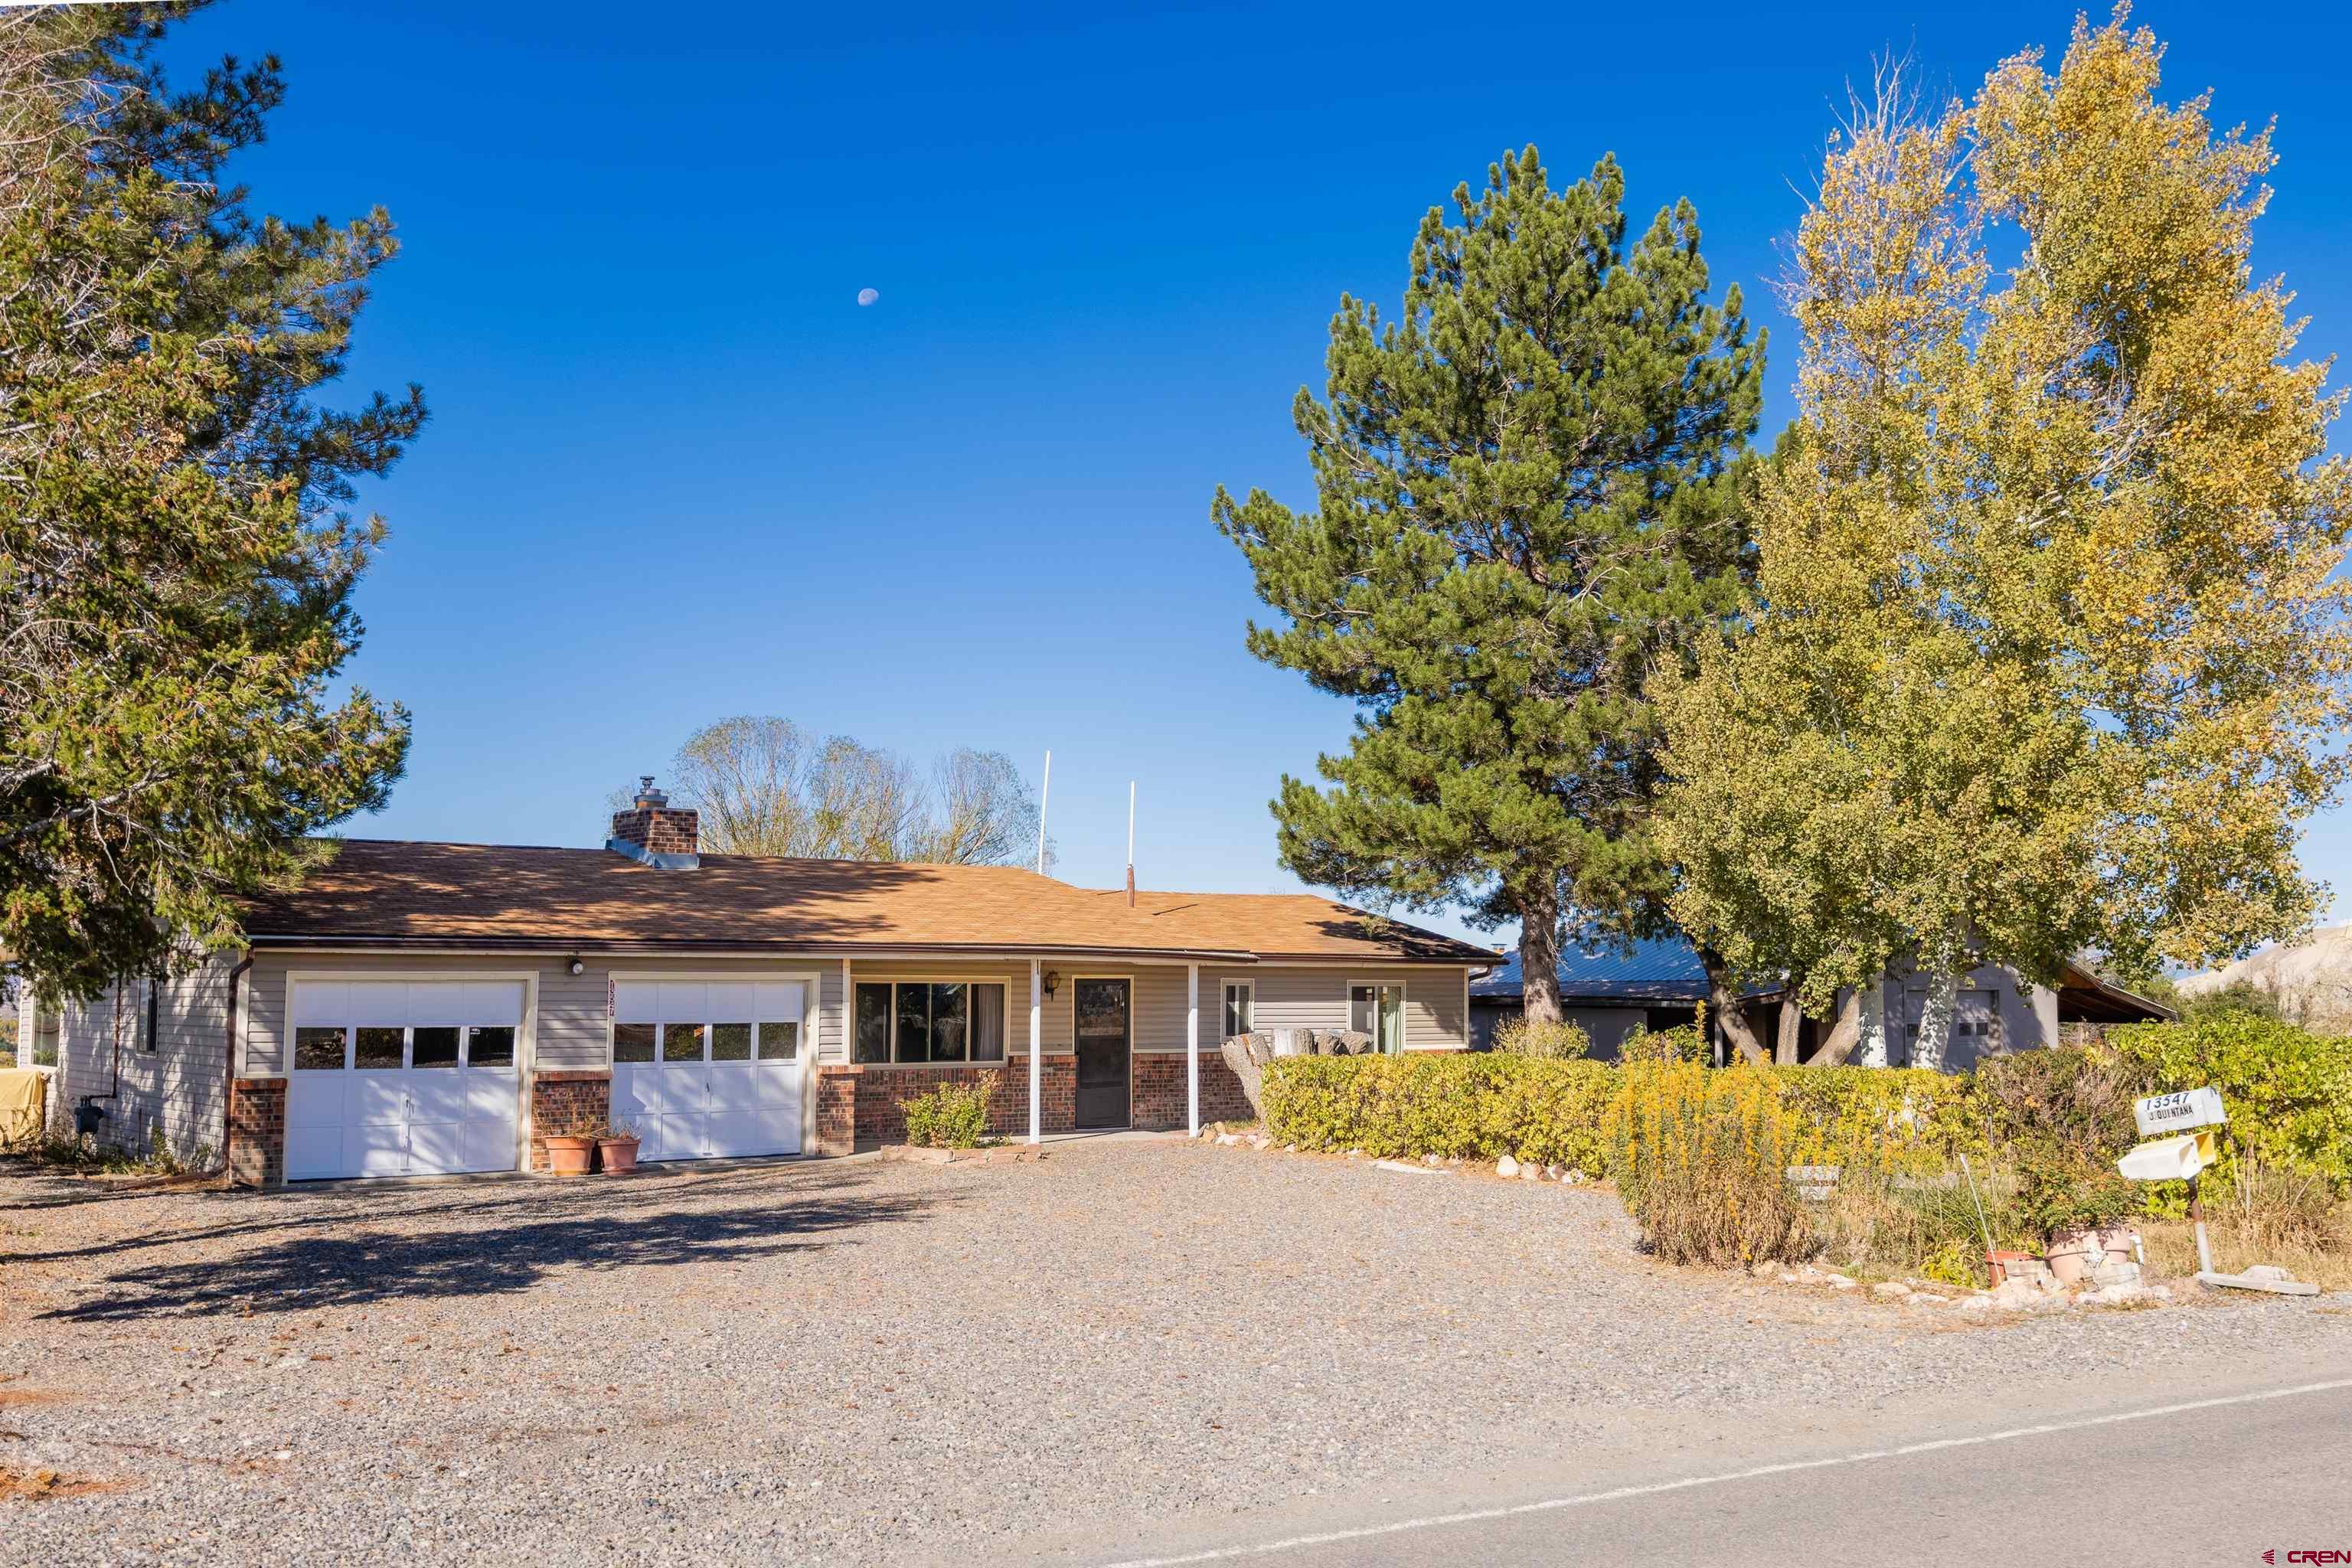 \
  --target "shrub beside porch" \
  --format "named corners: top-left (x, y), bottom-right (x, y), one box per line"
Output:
top-left (816, 1053), bottom-right (1249, 1152)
